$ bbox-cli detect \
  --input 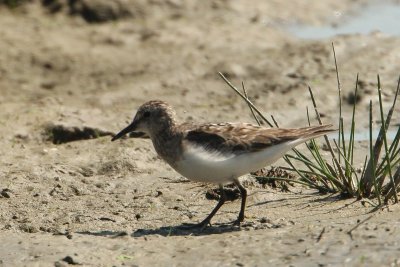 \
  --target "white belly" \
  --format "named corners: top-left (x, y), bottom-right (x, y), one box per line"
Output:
top-left (173, 142), bottom-right (297, 184)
